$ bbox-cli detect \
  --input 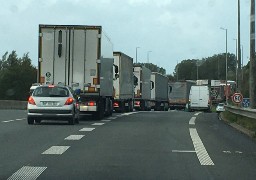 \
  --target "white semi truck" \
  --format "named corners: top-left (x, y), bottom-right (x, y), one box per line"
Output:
top-left (113, 52), bottom-right (134, 112)
top-left (150, 72), bottom-right (170, 111)
top-left (38, 24), bottom-right (115, 119)
top-left (133, 65), bottom-right (152, 111)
